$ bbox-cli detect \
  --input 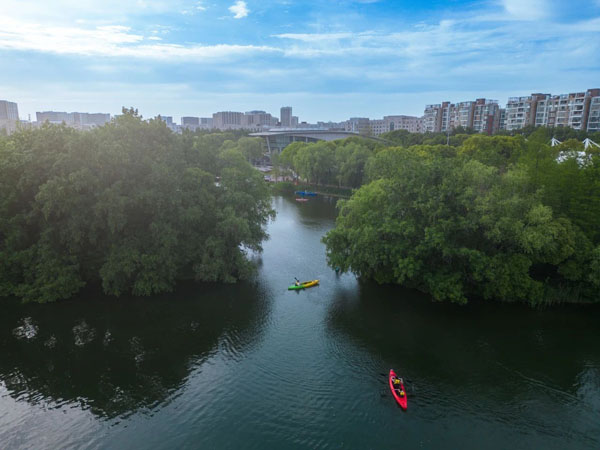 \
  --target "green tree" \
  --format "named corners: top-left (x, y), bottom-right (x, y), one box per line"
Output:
top-left (0, 111), bottom-right (273, 303)
top-left (324, 148), bottom-right (597, 305)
